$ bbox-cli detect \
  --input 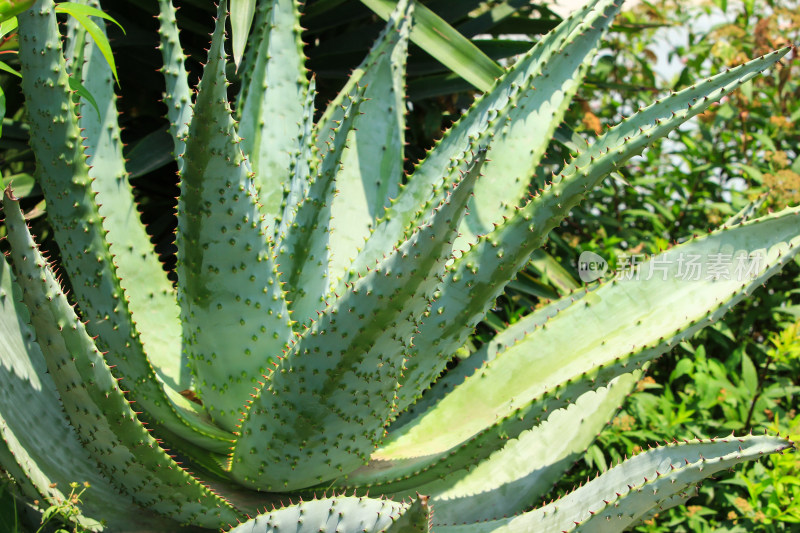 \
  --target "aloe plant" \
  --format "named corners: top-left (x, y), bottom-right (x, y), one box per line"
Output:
top-left (0, 0), bottom-right (796, 530)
